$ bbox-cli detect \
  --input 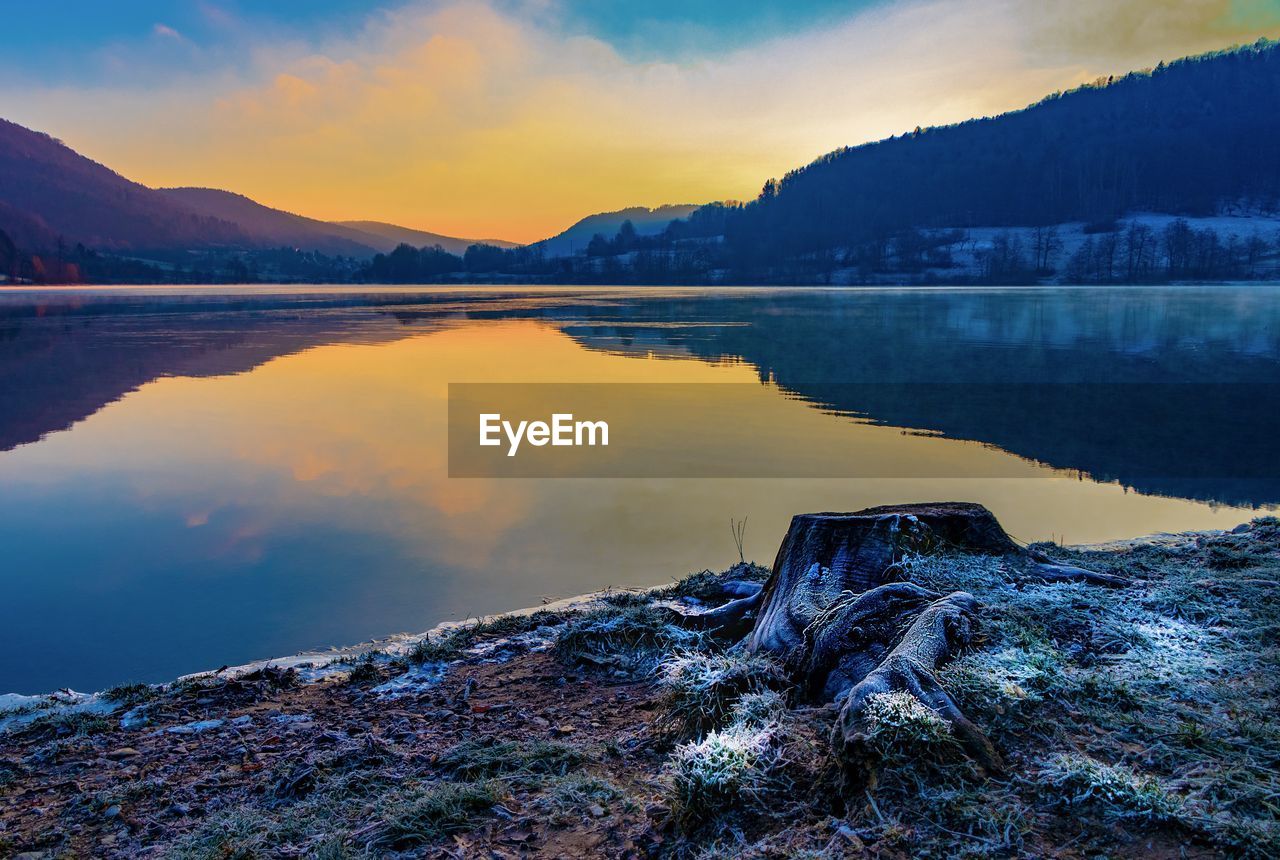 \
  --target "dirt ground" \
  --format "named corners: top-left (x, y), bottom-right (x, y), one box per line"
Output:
top-left (0, 648), bottom-right (687, 858)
